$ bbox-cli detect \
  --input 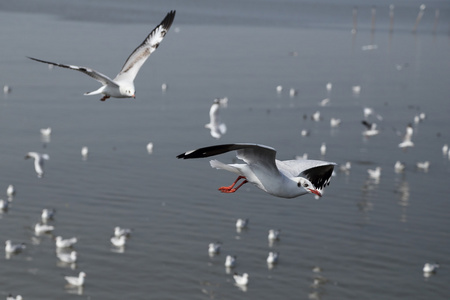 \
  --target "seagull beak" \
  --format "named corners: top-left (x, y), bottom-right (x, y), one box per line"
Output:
top-left (309, 189), bottom-right (322, 197)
